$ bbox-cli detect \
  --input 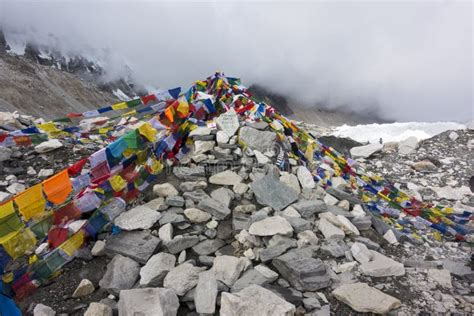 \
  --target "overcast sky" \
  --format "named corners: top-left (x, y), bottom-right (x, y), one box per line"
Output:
top-left (0, 0), bottom-right (472, 122)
